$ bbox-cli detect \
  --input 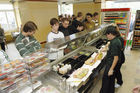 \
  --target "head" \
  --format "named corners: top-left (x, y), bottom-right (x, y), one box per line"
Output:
top-left (50, 18), bottom-right (59, 32)
top-left (86, 13), bottom-right (93, 22)
top-left (64, 14), bottom-right (67, 18)
top-left (72, 15), bottom-right (76, 20)
top-left (77, 12), bottom-right (83, 21)
top-left (62, 18), bottom-right (69, 28)
top-left (58, 15), bottom-right (63, 22)
top-left (23, 21), bottom-right (38, 36)
top-left (76, 22), bottom-right (84, 31)
top-left (105, 26), bottom-right (118, 40)
top-left (93, 12), bottom-right (99, 20)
